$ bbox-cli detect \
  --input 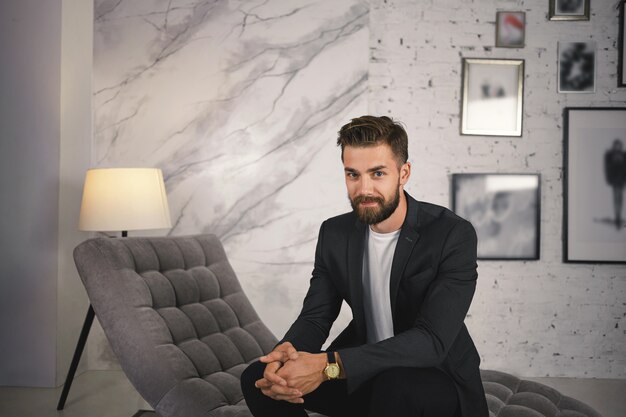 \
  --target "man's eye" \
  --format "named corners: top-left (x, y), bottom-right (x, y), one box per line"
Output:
top-left (347, 172), bottom-right (358, 178)
top-left (374, 171), bottom-right (384, 177)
